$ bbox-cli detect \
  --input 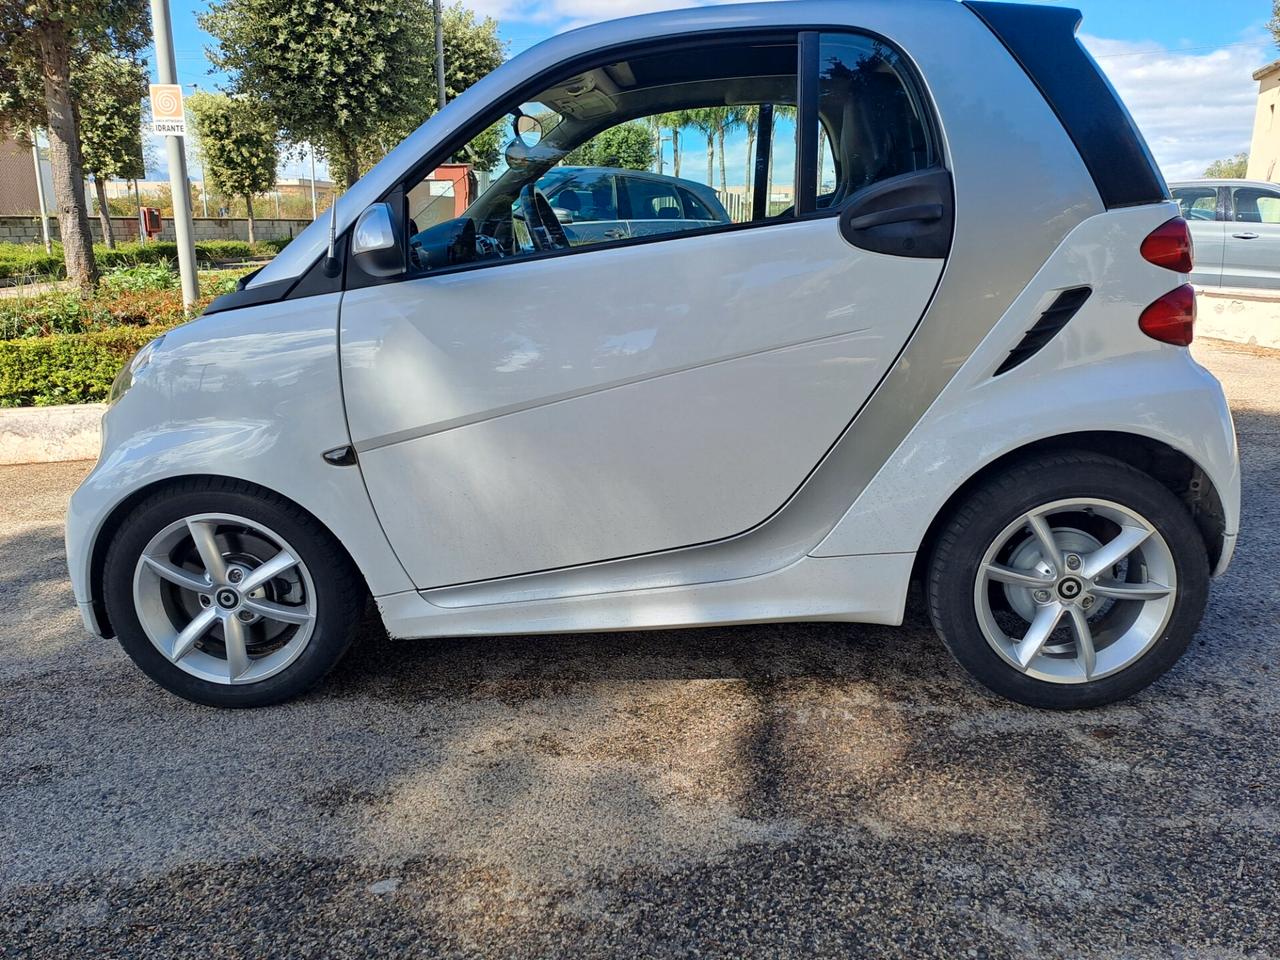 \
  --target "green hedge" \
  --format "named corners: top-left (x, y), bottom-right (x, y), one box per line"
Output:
top-left (0, 324), bottom-right (172, 407)
top-left (0, 237), bottom-right (288, 280)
